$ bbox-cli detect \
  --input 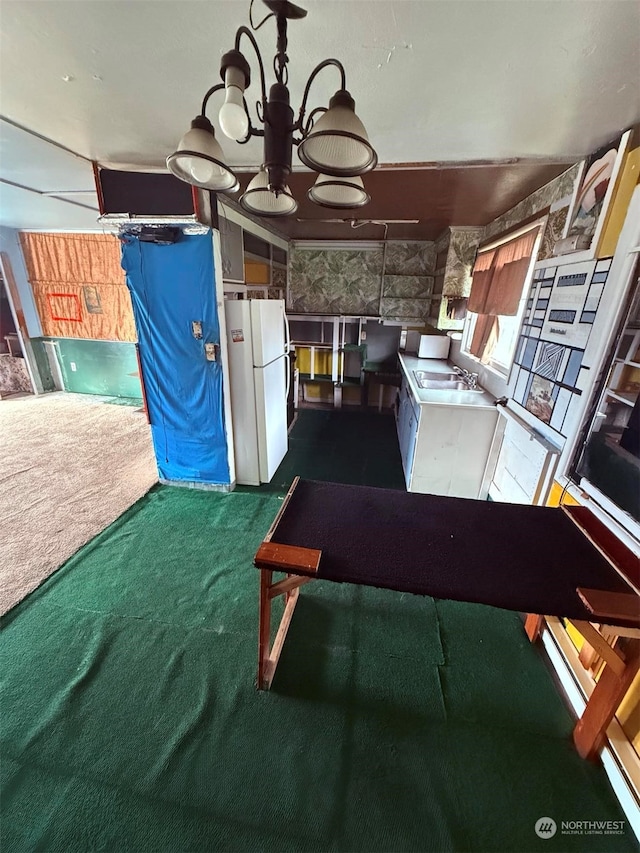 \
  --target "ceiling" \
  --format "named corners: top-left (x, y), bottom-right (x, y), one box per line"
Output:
top-left (1, 0), bottom-right (639, 238)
